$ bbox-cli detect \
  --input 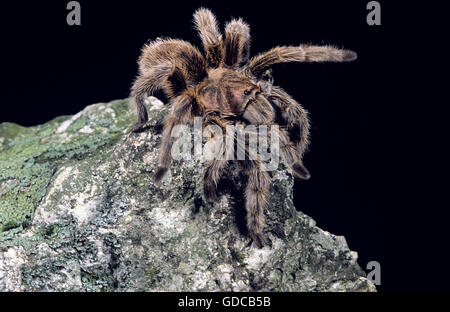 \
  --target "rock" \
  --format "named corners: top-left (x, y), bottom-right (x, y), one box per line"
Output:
top-left (0, 97), bottom-right (376, 292)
